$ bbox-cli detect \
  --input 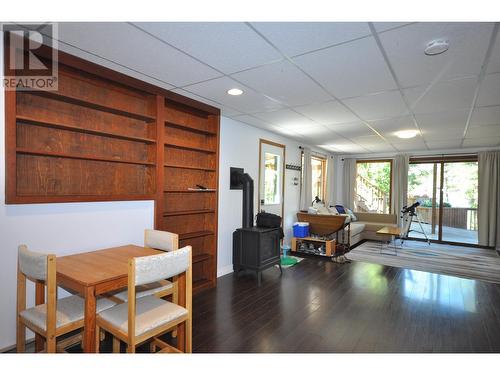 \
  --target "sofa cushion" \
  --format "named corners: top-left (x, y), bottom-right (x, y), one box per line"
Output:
top-left (347, 223), bottom-right (365, 237)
